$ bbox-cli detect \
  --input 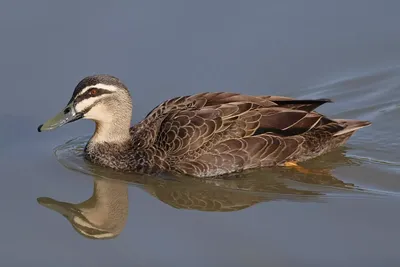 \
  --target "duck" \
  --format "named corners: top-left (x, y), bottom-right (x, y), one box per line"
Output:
top-left (38, 74), bottom-right (371, 177)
